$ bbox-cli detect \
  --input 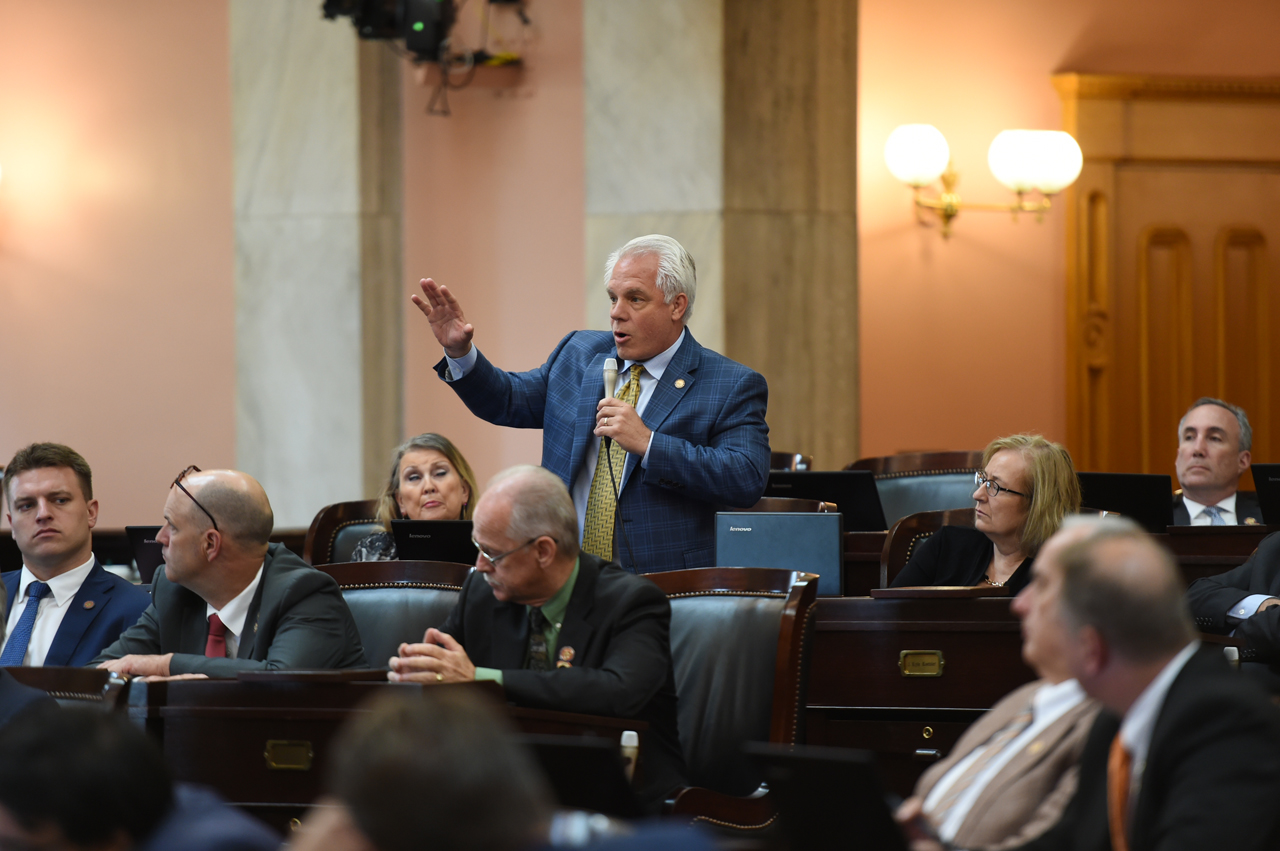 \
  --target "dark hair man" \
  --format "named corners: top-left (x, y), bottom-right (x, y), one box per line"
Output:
top-left (414, 234), bottom-right (771, 573)
top-left (906, 518), bottom-right (1280, 851)
top-left (93, 467), bottom-right (366, 676)
top-left (0, 708), bottom-right (278, 851)
top-left (388, 465), bottom-right (687, 811)
top-left (1, 443), bottom-right (150, 666)
top-left (1172, 397), bottom-right (1260, 525)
